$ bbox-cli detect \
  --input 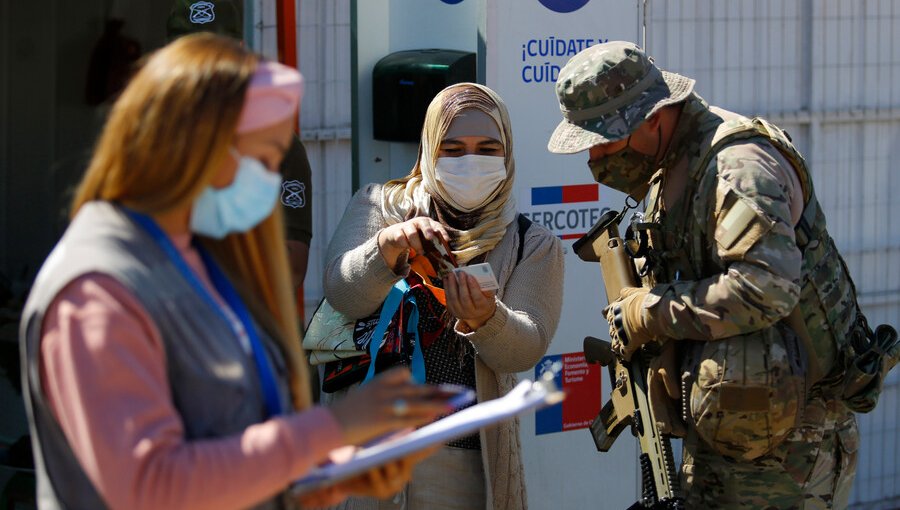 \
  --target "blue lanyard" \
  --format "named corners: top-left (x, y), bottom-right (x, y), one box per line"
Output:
top-left (362, 279), bottom-right (426, 385)
top-left (124, 209), bottom-right (283, 418)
